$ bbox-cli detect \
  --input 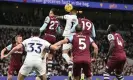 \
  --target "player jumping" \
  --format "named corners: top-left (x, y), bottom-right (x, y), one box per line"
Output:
top-left (72, 17), bottom-right (96, 38)
top-left (3, 29), bottom-right (60, 80)
top-left (1, 35), bottom-right (23, 80)
top-left (103, 24), bottom-right (126, 80)
top-left (55, 25), bottom-right (98, 80)
top-left (56, 8), bottom-right (78, 79)
top-left (69, 14), bottom-right (96, 79)
top-left (39, 8), bottom-right (61, 76)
